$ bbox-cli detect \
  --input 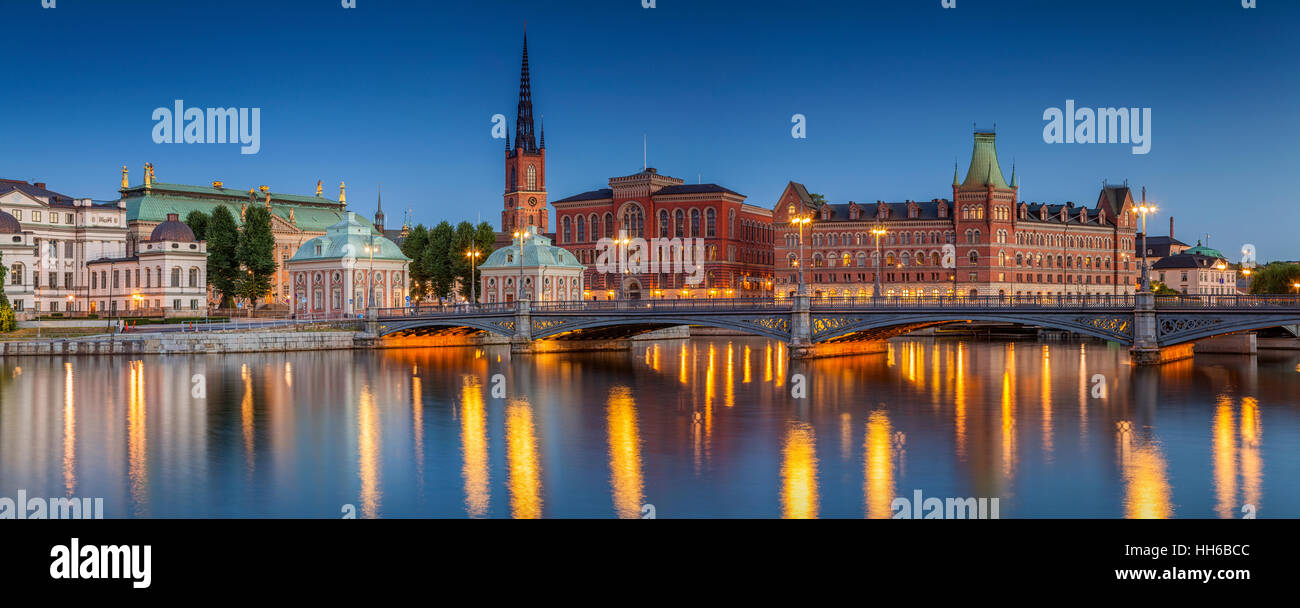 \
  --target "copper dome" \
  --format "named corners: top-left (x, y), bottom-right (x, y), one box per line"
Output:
top-left (0, 210), bottom-right (20, 235)
top-left (149, 213), bottom-right (196, 242)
